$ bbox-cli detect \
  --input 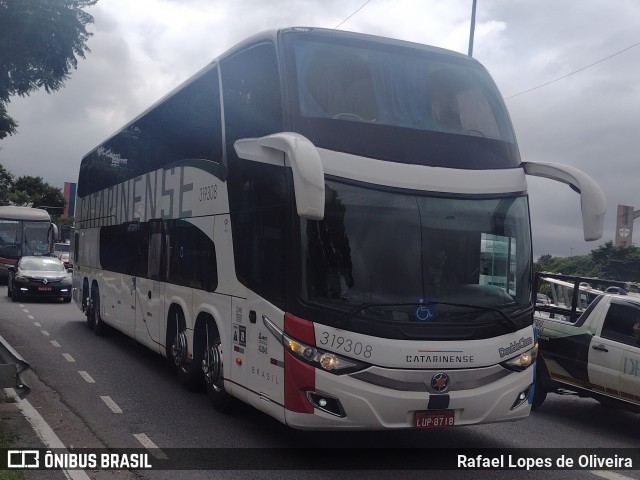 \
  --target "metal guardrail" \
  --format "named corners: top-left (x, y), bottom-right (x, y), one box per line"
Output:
top-left (0, 335), bottom-right (30, 398)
